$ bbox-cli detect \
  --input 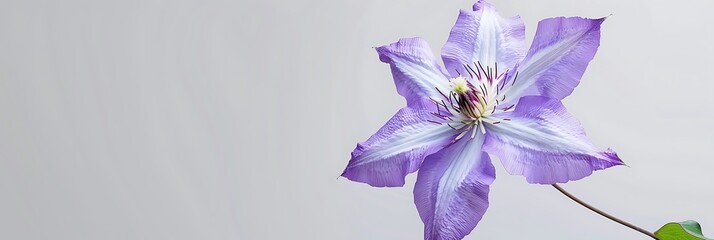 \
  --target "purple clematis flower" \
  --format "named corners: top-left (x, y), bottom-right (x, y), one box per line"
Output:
top-left (341, 1), bottom-right (624, 239)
